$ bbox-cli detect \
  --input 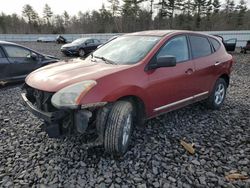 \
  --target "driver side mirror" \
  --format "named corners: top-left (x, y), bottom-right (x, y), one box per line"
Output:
top-left (30, 53), bottom-right (38, 60)
top-left (27, 52), bottom-right (38, 60)
top-left (148, 55), bottom-right (177, 70)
